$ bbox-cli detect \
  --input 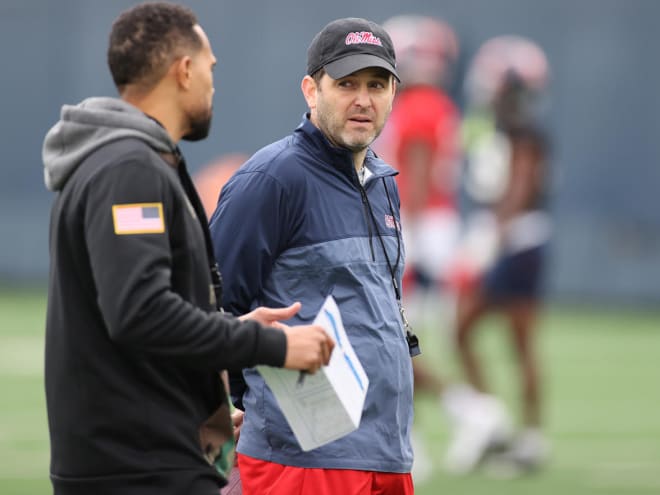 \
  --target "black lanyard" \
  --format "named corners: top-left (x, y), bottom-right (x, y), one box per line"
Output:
top-left (361, 178), bottom-right (421, 357)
